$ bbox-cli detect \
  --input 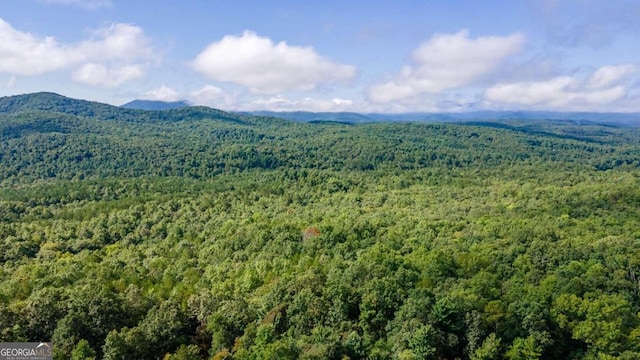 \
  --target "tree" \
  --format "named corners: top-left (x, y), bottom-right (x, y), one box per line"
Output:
top-left (71, 339), bottom-right (96, 360)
